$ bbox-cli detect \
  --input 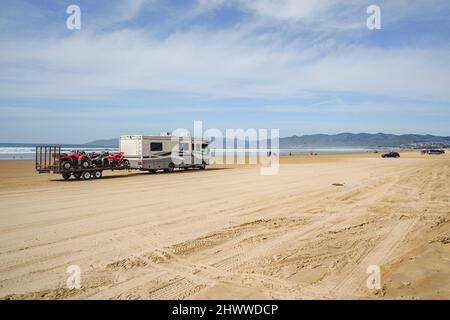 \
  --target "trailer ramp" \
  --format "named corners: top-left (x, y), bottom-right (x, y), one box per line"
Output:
top-left (35, 146), bottom-right (61, 174)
